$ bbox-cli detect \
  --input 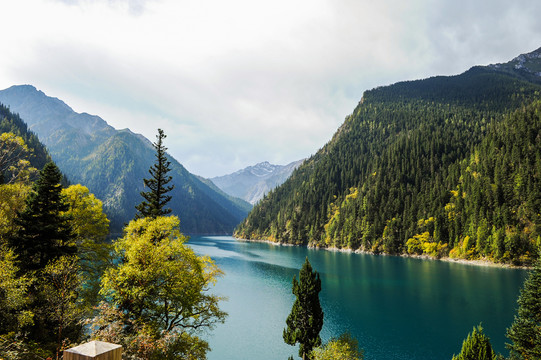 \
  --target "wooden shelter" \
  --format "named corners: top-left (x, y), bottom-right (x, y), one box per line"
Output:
top-left (63, 340), bottom-right (122, 360)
